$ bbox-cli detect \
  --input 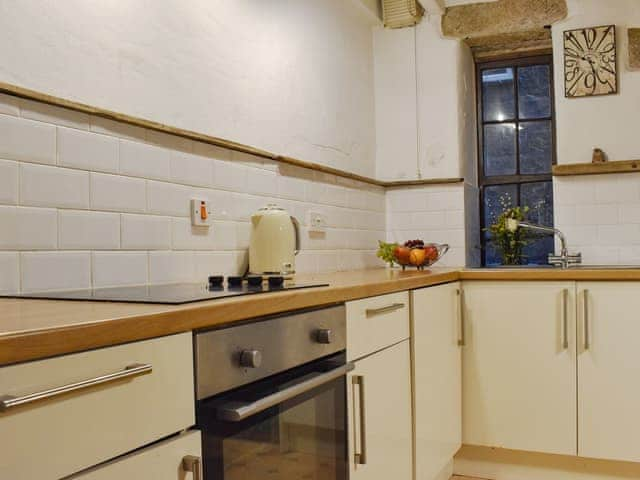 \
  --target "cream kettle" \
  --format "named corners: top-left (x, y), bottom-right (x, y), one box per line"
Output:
top-left (249, 204), bottom-right (300, 275)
